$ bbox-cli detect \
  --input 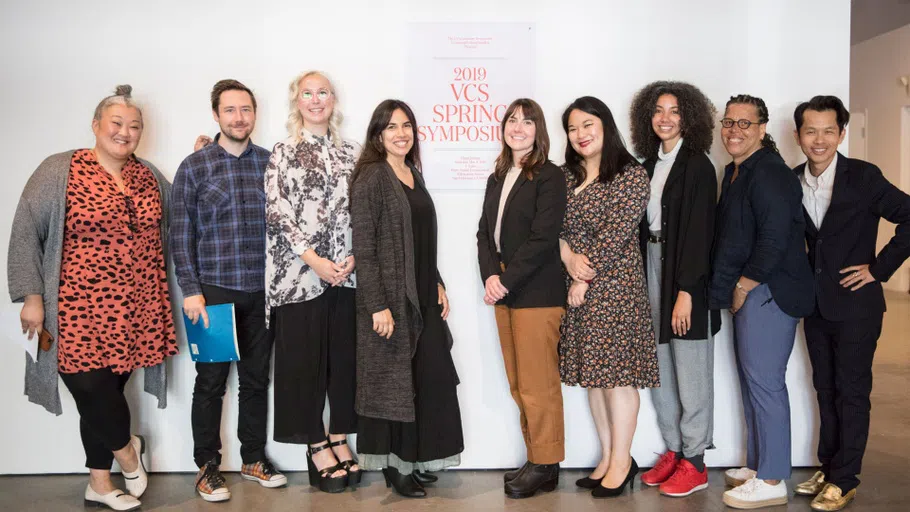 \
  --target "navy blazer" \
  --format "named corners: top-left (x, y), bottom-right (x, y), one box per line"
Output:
top-left (709, 147), bottom-right (815, 318)
top-left (795, 152), bottom-right (910, 321)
